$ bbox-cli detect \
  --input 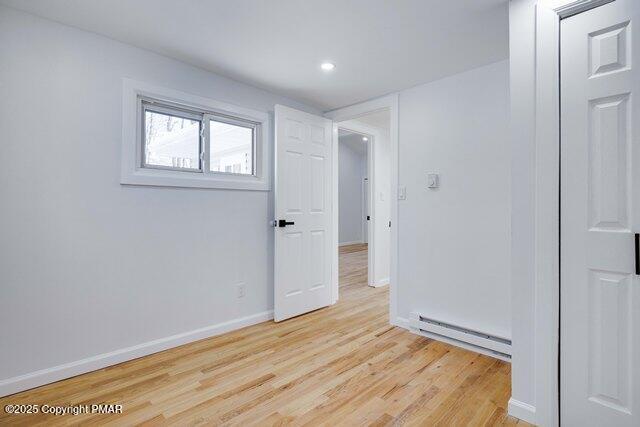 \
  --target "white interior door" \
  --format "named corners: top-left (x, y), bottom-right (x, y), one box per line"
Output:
top-left (274, 105), bottom-right (333, 322)
top-left (561, 1), bottom-right (640, 425)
